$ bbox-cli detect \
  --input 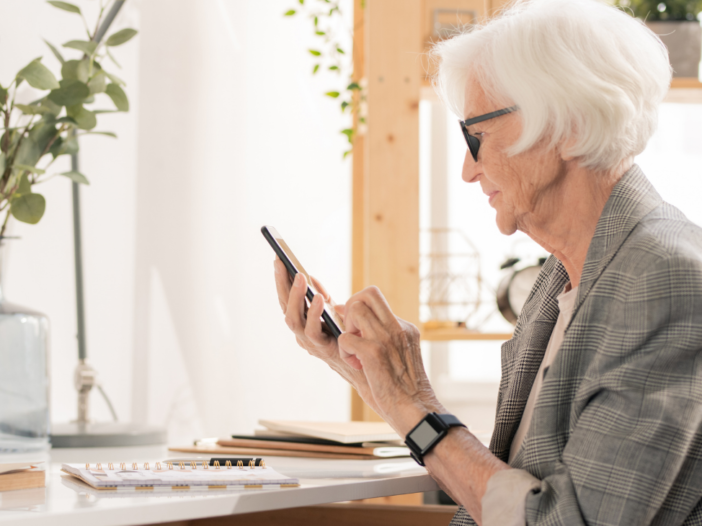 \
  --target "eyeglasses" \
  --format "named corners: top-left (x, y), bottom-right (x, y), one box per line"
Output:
top-left (459, 106), bottom-right (518, 162)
